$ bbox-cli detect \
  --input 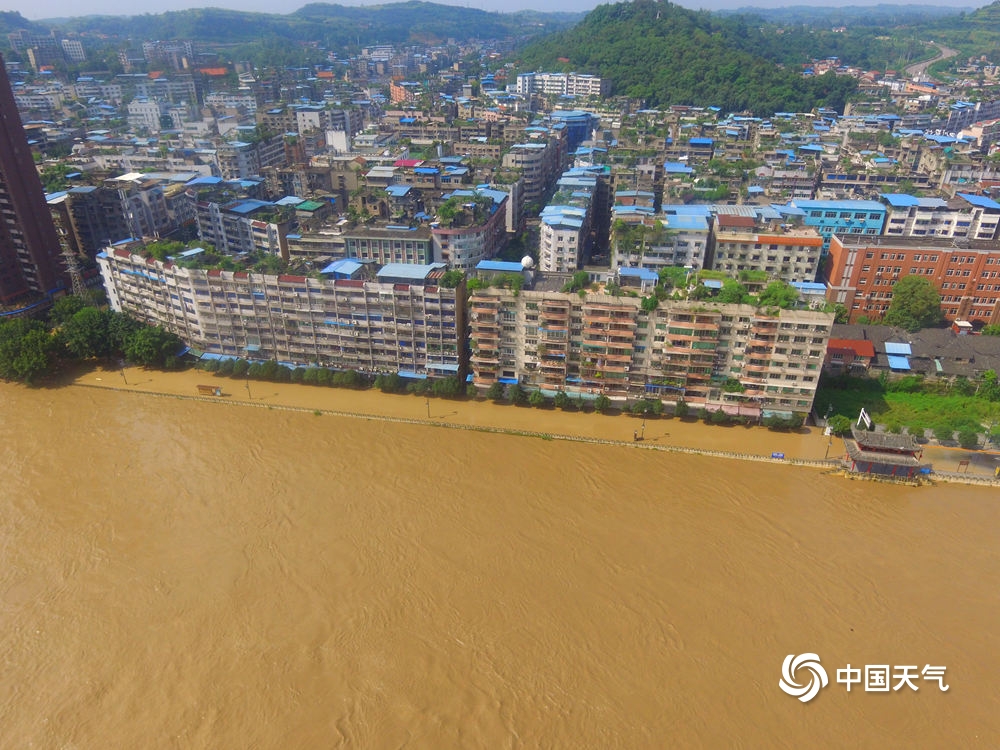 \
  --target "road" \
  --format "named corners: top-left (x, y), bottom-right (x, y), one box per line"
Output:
top-left (905, 42), bottom-right (960, 81)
